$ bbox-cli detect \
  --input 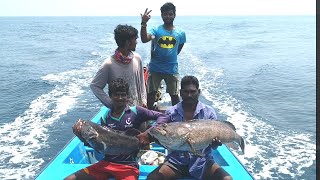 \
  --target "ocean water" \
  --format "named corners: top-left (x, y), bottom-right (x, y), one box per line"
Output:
top-left (0, 16), bottom-right (315, 180)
